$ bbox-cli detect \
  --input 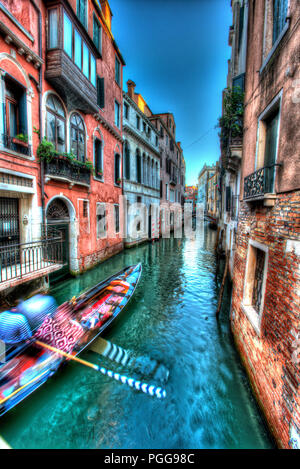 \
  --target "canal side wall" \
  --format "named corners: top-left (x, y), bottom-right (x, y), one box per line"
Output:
top-left (231, 192), bottom-right (300, 449)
